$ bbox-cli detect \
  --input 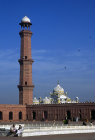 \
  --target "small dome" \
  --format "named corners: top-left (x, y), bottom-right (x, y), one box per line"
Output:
top-left (21, 16), bottom-right (31, 23)
top-left (33, 97), bottom-right (39, 104)
top-left (60, 95), bottom-right (67, 99)
top-left (43, 97), bottom-right (51, 104)
top-left (53, 83), bottom-right (64, 94)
